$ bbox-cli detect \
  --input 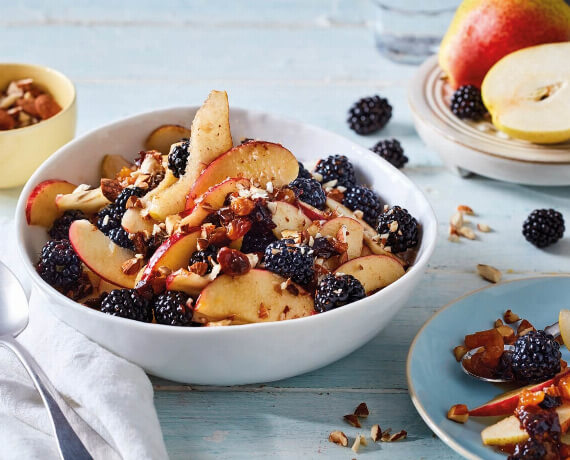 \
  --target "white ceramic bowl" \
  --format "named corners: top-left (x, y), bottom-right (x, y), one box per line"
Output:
top-left (16, 107), bottom-right (437, 385)
top-left (409, 56), bottom-right (570, 186)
